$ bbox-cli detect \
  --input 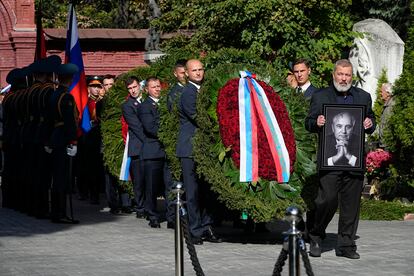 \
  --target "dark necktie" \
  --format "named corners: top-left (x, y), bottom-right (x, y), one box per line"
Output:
top-left (296, 87), bottom-right (303, 94)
